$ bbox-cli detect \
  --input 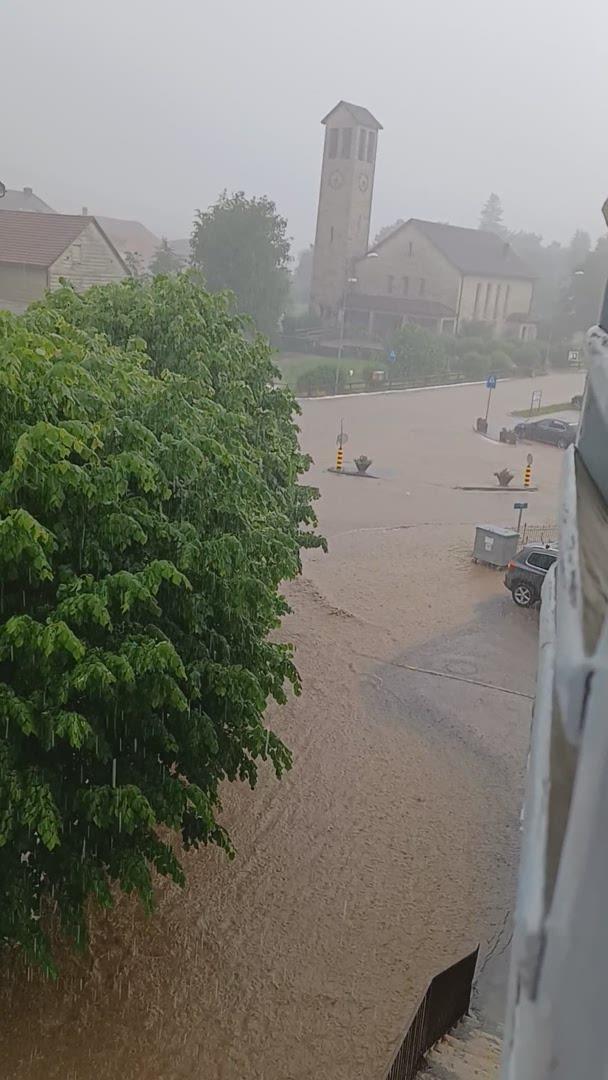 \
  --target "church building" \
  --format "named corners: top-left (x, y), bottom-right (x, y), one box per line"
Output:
top-left (310, 101), bottom-right (537, 345)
